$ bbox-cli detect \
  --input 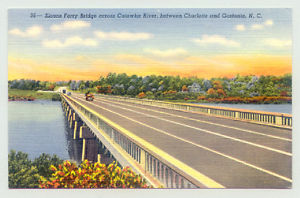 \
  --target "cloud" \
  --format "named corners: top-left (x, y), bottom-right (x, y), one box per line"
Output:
top-left (251, 20), bottom-right (274, 30)
top-left (265, 20), bottom-right (274, 26)
top-left (143, 48), bottom-right (187, 57)
top-left (9, 25), bottom-right (43, 37)
top-left (50, 21), bottom-right (90, 31)
top-left (251, 24), bottom-right (264, 30)
top-left (94, 31), bottom-right (153, 41)
top-left (192, 35), bottom-right (240, 47)
top-left (235, 24), bottom-right (245, 31)
top-left (263, 38), bottom-right (292, 47)
top-left (42, 36), bottom-right (98, 48)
